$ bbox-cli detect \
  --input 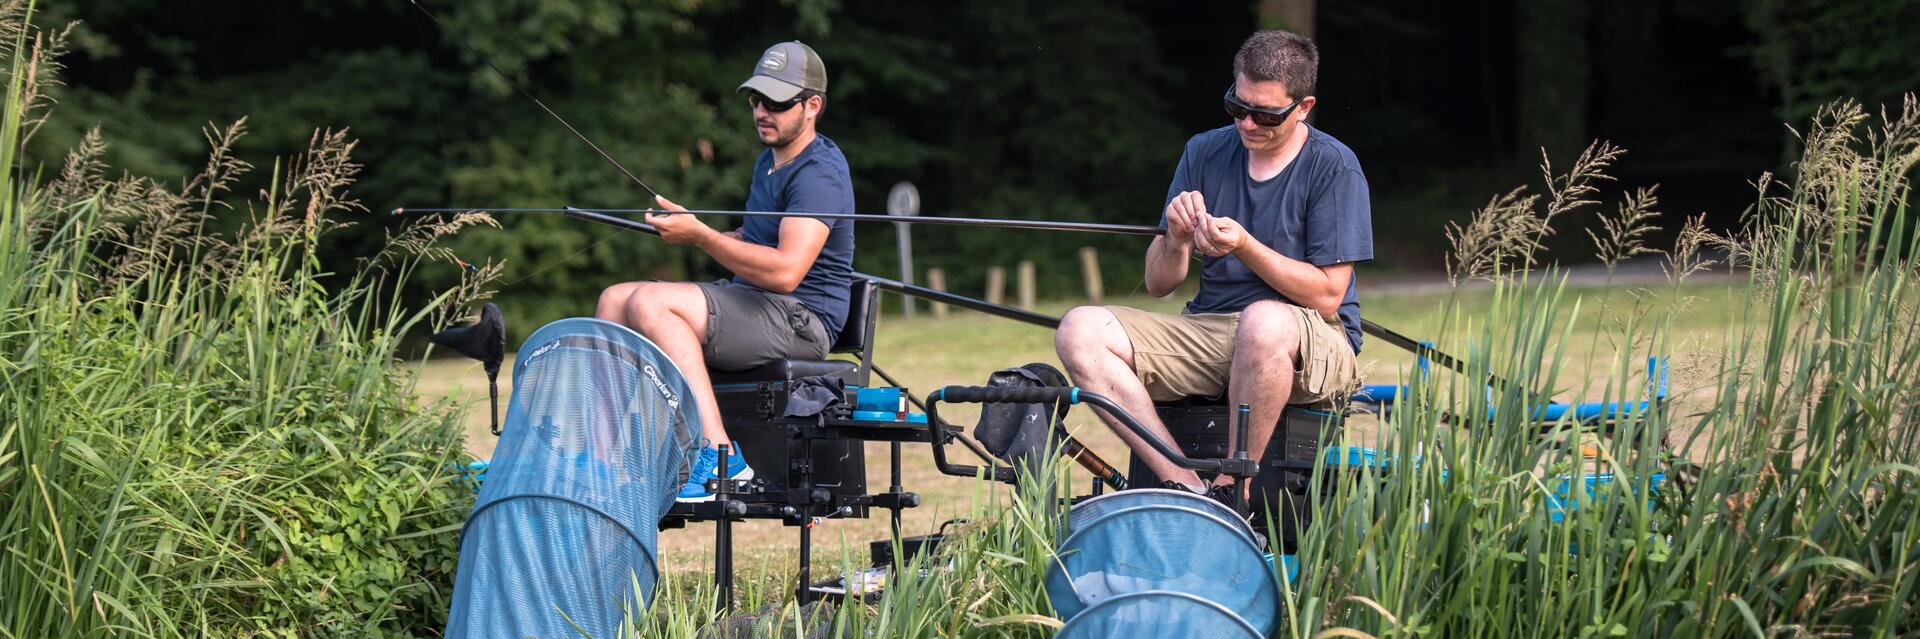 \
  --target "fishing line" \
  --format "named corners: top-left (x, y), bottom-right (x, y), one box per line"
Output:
top-left (405, 1), bottom-right (1497, 394)
top-left (406, 0), bottom-right (666, 288)
top-left (409, 9), bottom-right (456, 201)
top-left (407, 0), bottom-right (661, 199)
